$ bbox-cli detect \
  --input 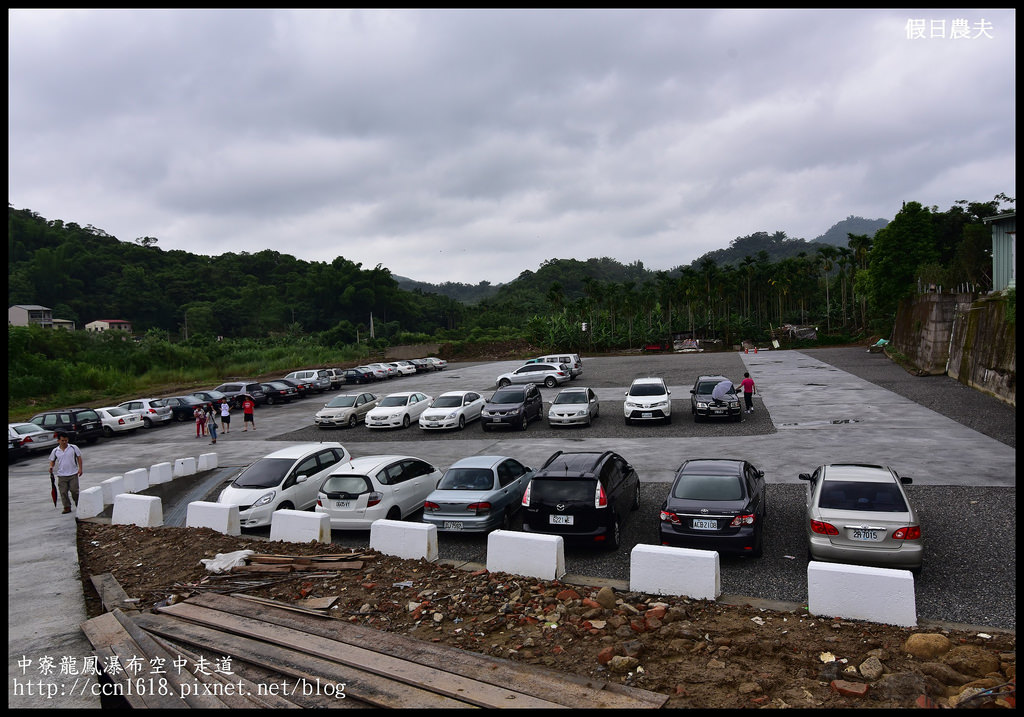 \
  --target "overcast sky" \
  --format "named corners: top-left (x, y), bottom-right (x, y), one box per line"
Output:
top-left (8, 9), bottom-right (1016, 285)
